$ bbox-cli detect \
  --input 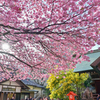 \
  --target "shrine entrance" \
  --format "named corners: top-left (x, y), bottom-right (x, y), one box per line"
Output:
top-left (95, 80), bottom-right (100, 93)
